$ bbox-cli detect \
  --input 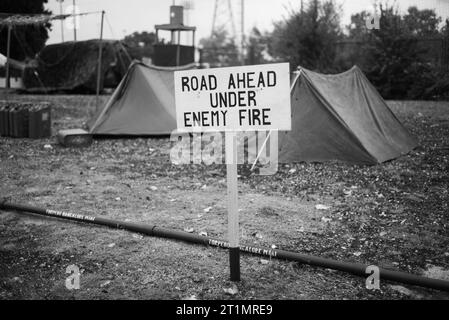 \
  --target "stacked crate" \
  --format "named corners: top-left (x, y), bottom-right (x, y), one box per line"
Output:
top-left (0, 101), bottom-right (52, 138)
